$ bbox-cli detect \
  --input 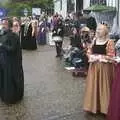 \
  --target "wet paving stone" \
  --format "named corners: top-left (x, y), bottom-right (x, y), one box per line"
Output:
top-left (0, 43), bottom-right (105, 120)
